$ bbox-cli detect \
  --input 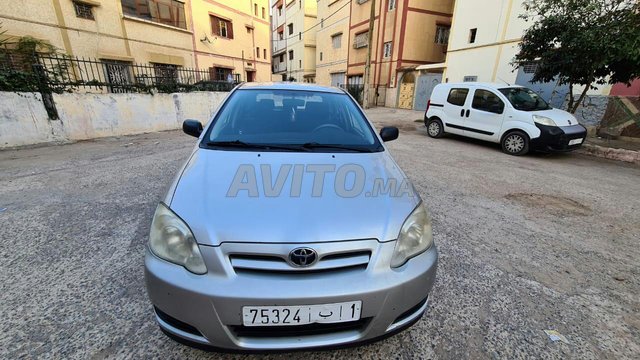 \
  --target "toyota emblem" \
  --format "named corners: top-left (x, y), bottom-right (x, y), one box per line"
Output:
top-left (288, 247), bottom-right (318, 267)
